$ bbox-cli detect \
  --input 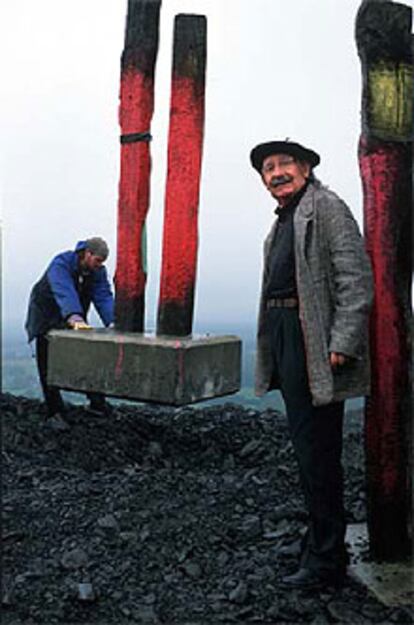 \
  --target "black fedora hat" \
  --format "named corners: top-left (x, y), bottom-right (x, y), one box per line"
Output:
top-left (250, 139), bottom-right (320, 172)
